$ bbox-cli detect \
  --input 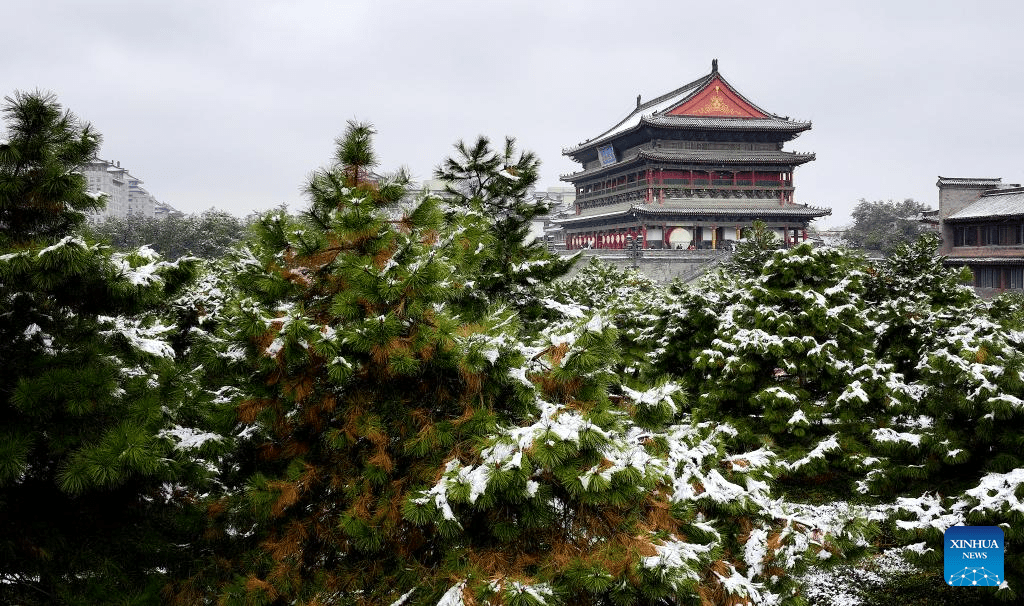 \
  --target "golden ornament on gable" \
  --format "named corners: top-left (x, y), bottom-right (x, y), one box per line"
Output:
top-left (694, 86), bottom-right (737, 116)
